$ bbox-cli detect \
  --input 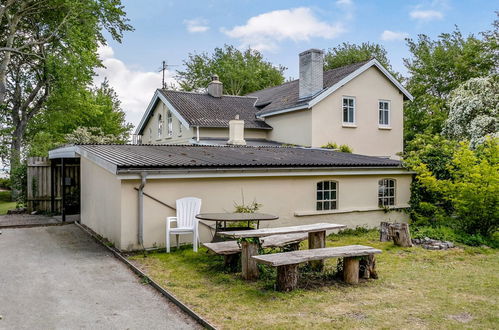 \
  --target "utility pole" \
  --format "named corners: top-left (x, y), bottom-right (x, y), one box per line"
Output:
top-left (158, 61), bottom-right (179, 89)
